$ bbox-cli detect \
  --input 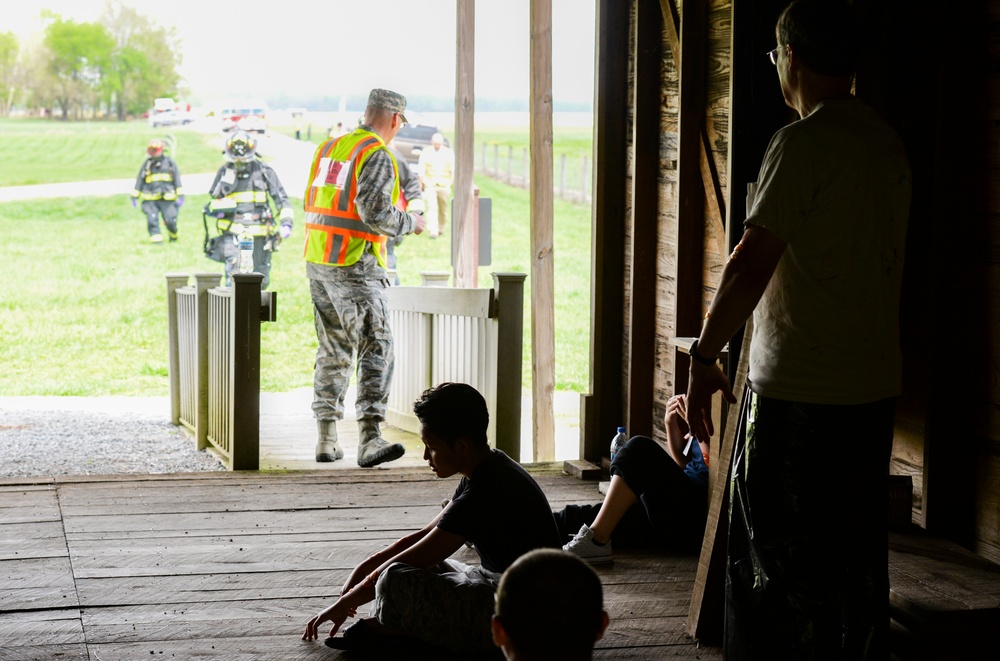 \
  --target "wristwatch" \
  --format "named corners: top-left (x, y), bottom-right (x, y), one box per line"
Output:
top-left (689, 340), bottom-right (717, 366)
